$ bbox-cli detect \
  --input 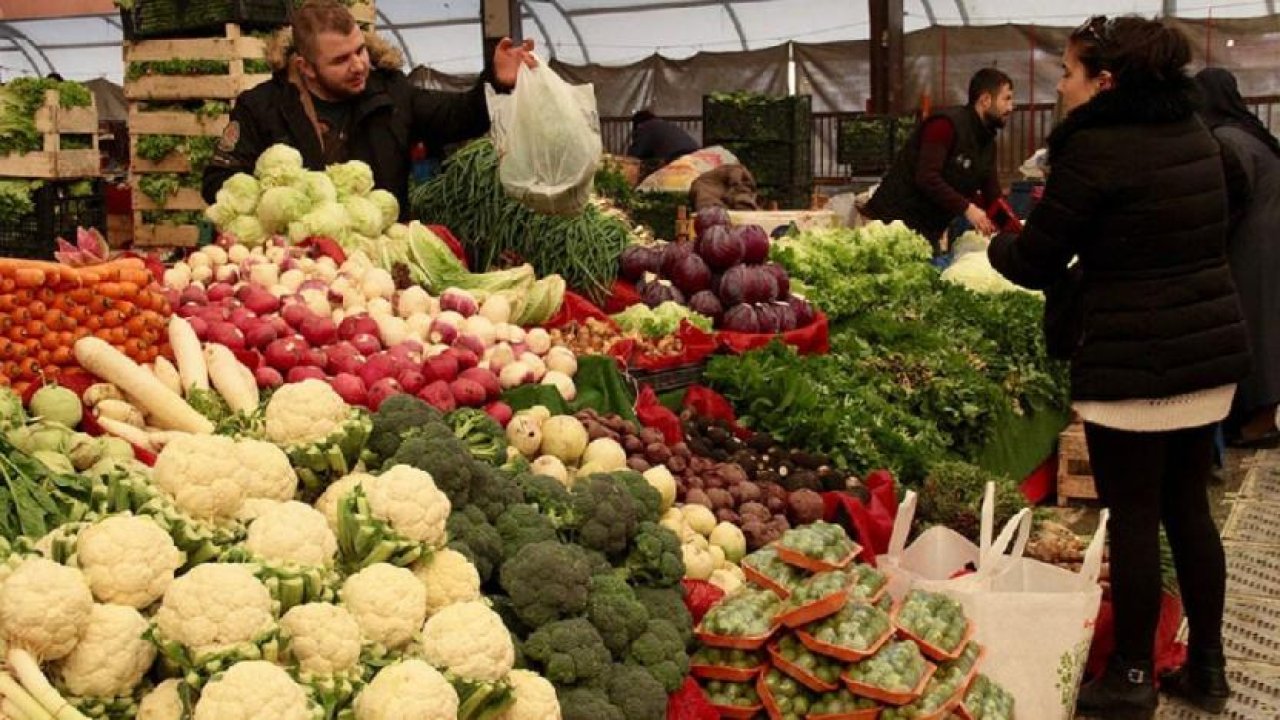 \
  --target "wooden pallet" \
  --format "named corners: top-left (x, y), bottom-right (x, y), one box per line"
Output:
top-left (1057, 422), bottom-right (1098, 505)
top-left (0, 90), bottom-right (100, 179)
top-left (134, 222), bottom-right (200, 248)
top-left (124, 24), bottom-right (270, 101)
